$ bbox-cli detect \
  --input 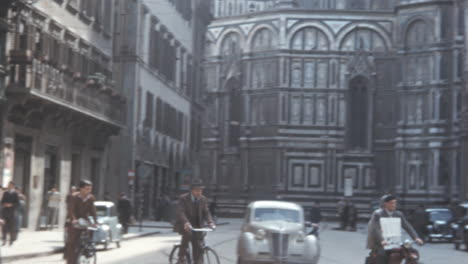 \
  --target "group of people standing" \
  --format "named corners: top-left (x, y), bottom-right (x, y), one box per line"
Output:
top-left (337, 197), bottom-right (358, 231)
top-left (0, 181), bottom-right (26, 246)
